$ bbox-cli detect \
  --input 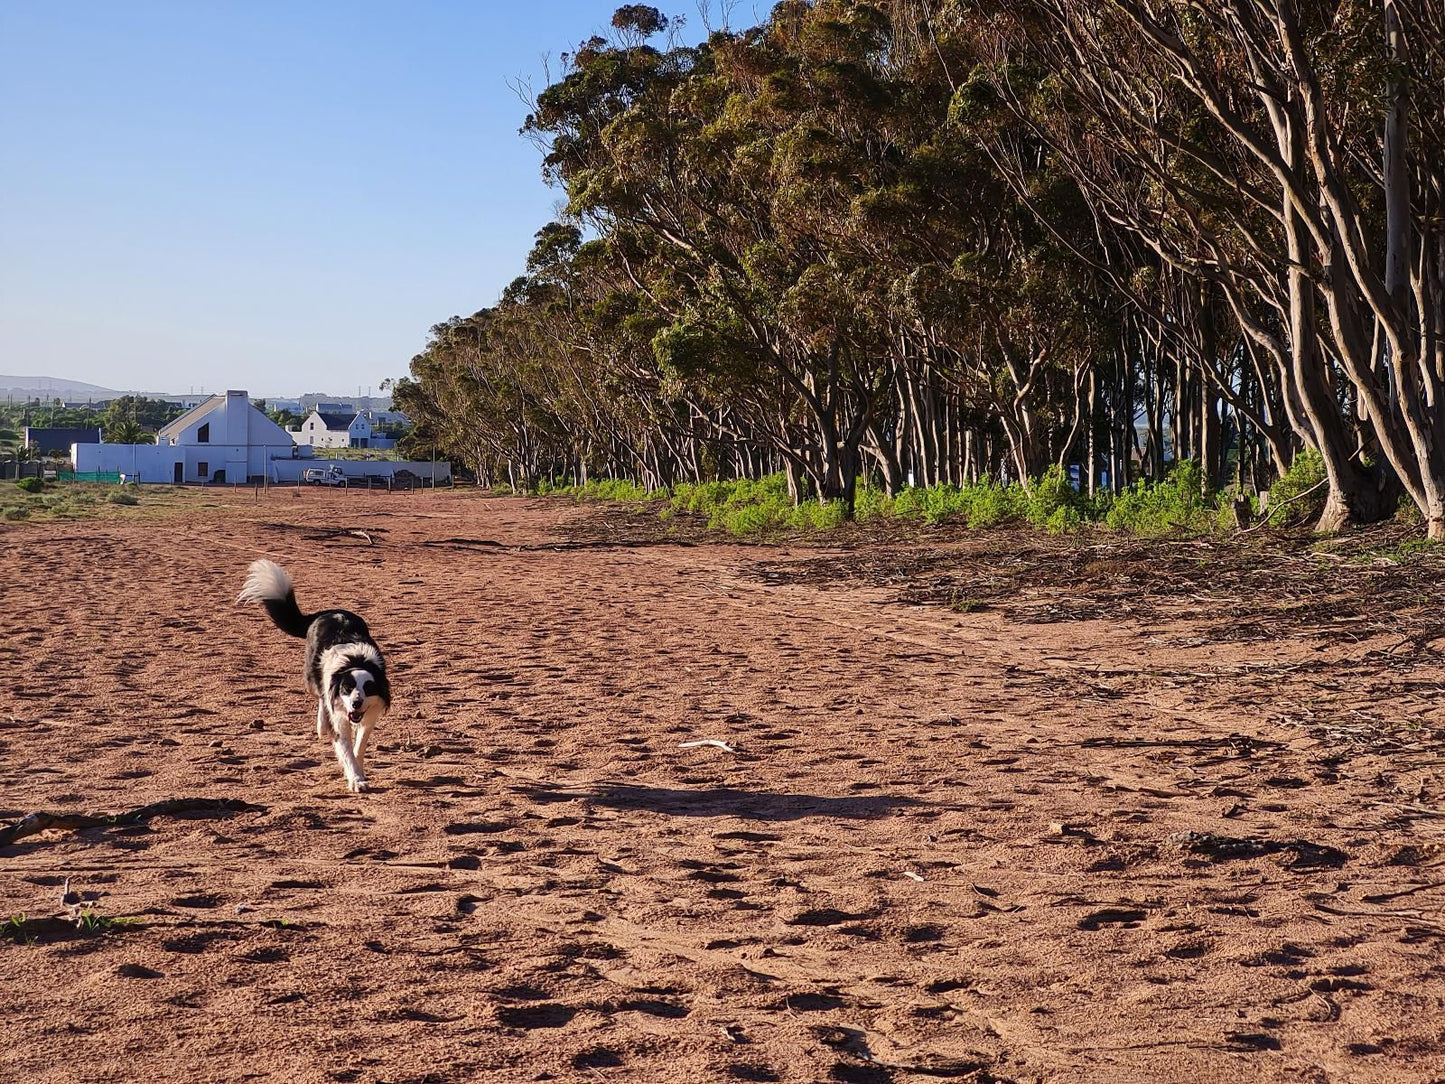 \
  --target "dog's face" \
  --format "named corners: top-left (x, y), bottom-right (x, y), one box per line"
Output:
top-left (334, 668), bottom-right (381, 724)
